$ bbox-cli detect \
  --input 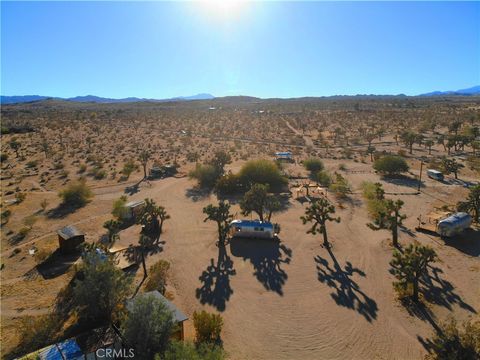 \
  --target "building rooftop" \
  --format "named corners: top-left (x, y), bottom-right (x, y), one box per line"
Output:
top-left (57, 225), bottom-right (84, 240)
